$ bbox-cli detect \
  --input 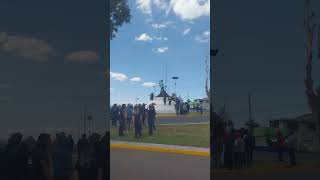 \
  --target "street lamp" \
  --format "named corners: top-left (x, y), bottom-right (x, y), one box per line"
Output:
top-left (172, 76), bottom-right (178, 94)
